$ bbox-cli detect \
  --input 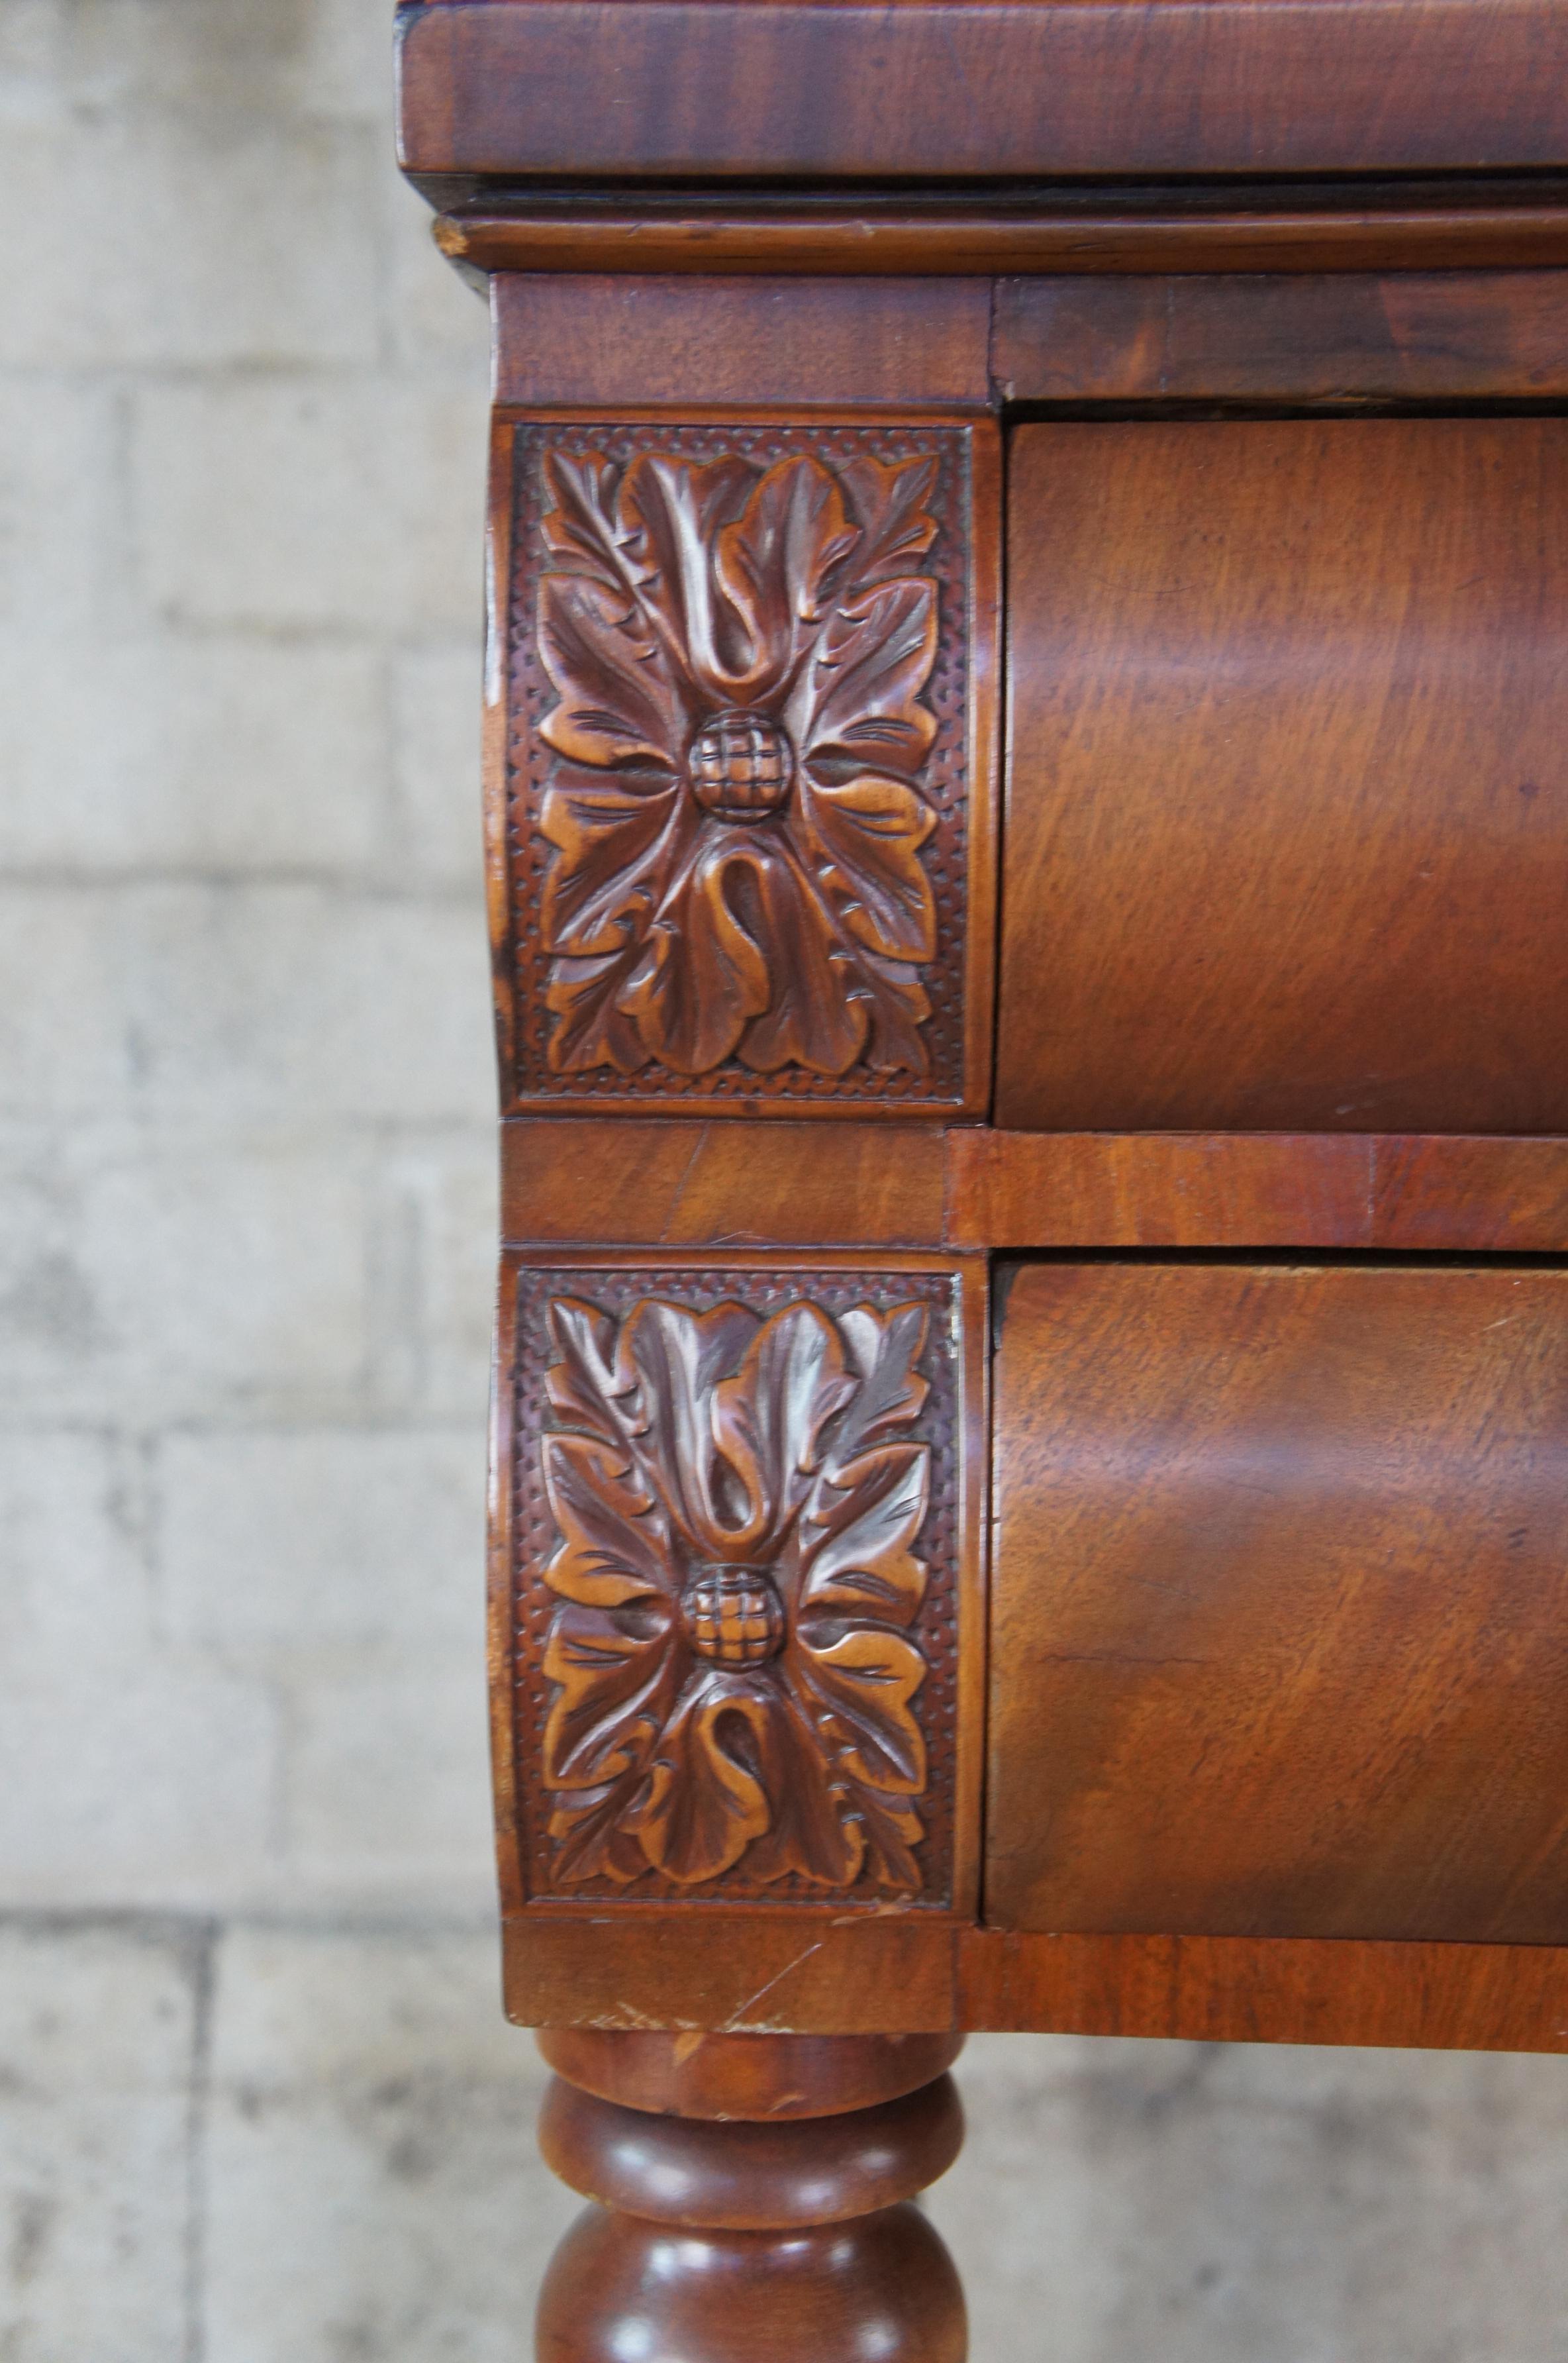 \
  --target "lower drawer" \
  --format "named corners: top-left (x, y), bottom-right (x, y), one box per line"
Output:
top-left (987, 1260), bottom-right (1568, 1944)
